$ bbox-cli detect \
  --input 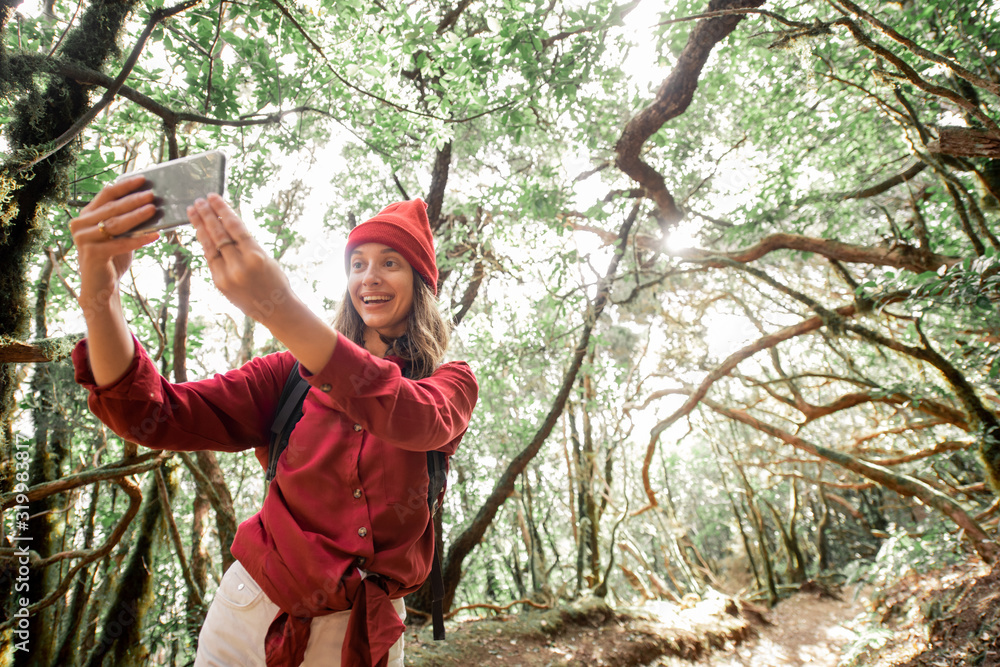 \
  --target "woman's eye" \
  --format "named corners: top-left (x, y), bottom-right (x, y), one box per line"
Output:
top-left (352, 261), bottom-right (363, 270)
top-left (385, 260), bottom-right (396, 267)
